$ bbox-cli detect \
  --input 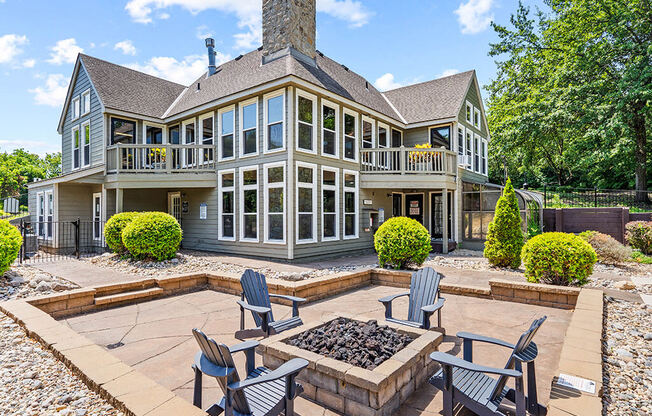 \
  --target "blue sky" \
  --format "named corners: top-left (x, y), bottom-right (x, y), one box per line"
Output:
top-left (0, 0), bottom-right (546, 156)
